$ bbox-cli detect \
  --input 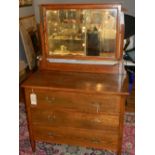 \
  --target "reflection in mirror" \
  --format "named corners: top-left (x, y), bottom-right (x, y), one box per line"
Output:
top-left (46, 9), bottom-right (117, 58)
